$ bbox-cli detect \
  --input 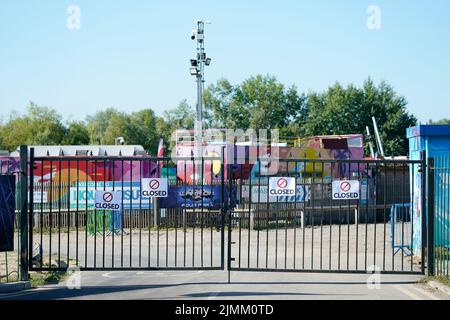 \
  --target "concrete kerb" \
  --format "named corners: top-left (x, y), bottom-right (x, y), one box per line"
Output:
top-left (0, 281), bottom-right (31, 293)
